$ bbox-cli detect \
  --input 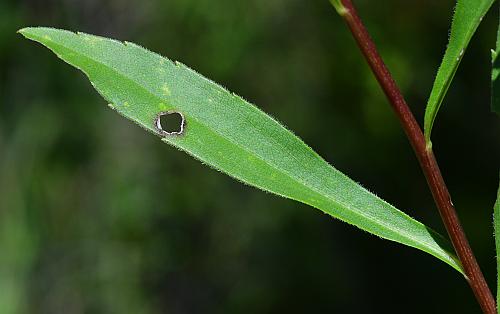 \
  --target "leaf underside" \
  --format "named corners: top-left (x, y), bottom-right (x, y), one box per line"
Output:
top-left (424, 0), bottom-right (495, 144)
top-left (19, 27), bottom-right (463, 274)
